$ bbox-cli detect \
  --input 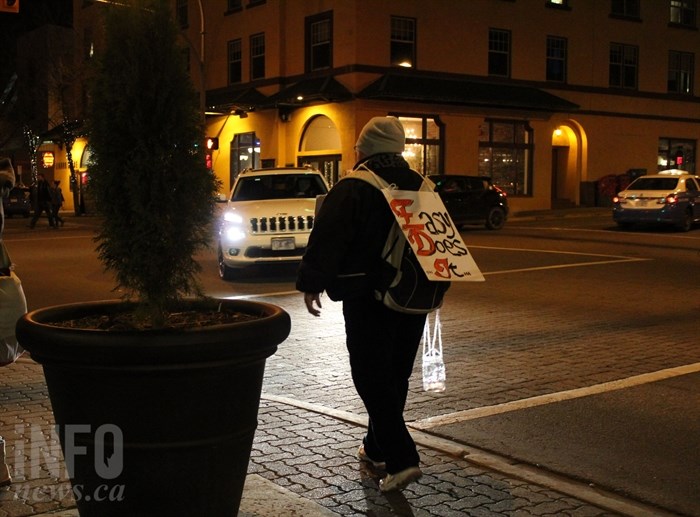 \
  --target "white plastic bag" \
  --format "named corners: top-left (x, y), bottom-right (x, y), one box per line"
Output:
top-left (0, 271), bottom-right (27, 366)
top-left (421, 310), bottom-right (446, 392)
